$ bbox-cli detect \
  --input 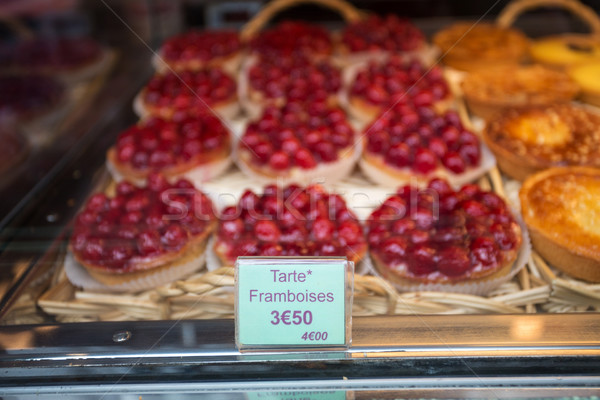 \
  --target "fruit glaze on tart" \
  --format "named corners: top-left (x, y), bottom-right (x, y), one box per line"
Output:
top-left (70, 174), bottom-right (216, 288)
top-left (214, 184), bottom-right (366, 266)
top-left (346, 56), bottom-right (451, 123)
top-left (483, 104), bottom-right (600, 181)
top-left (236, 101), bottom-right (358, 185)
top-left (241, 52), bottom-right (342, 119)
top-left (136, 68), bottom-right (239, 120)
top-left (155, 30), bottom-right (243, 73)
top-left (106, 112), bottom-right (232, 186)
top-left (367, 178), bottom-right (523, 291)
top-left (339, 14), bottom-right (425, 54)
top-left (432, 22), bottom-right (529, 72)
top-left (520, 167), bottom-right (600, 283)
top-left (461, 65), bottom-right (579, 120)
top-left (360, 104), bottom-right (493, 187)
top-left (250, 21), bottom-right (332, 58)
top-left (0, 74), bottom-right (65, 122)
